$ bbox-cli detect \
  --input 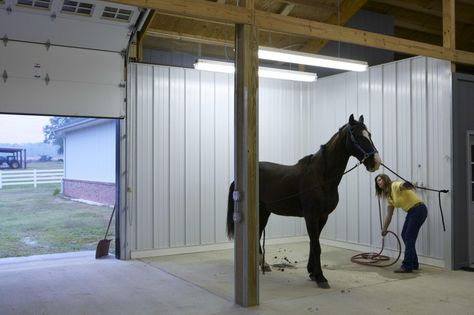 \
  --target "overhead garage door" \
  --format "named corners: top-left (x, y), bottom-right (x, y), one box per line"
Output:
top-left (0, 41), bottom-right (125, 118)
top-left (0, 0), bottom-right (140, 118)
